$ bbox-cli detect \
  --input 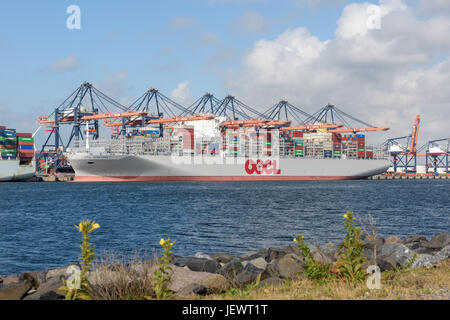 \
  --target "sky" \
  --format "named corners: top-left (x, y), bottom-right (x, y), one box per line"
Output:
top-left (0, 0), bottom-right (449, 148)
